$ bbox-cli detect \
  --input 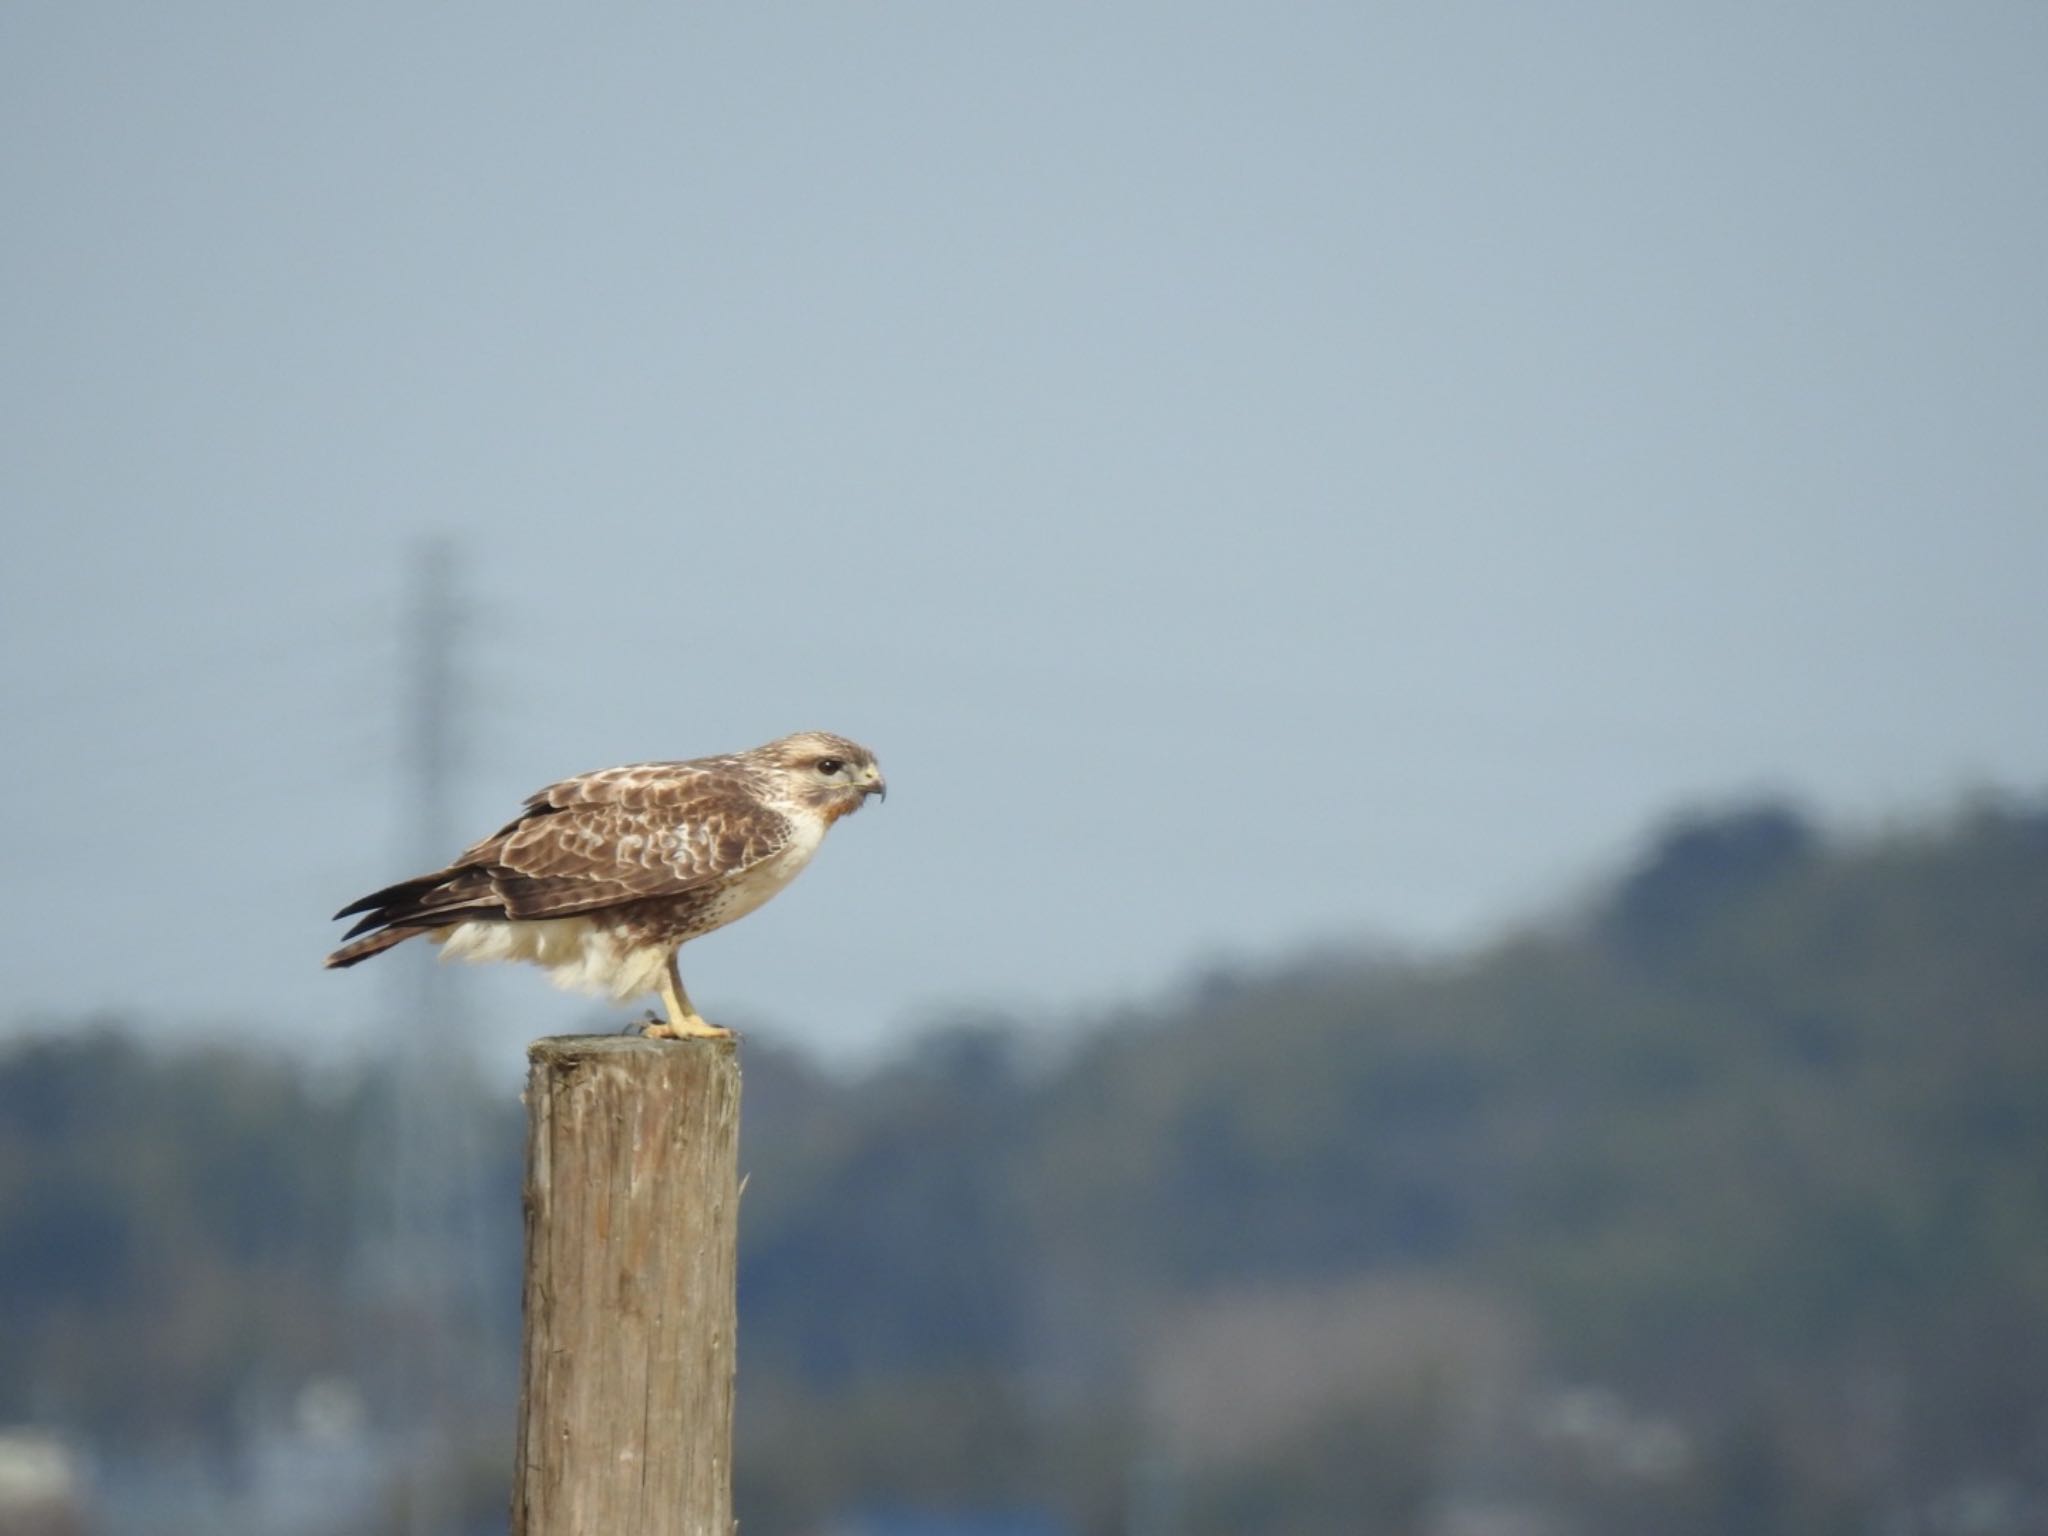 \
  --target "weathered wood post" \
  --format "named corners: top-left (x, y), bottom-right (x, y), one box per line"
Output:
top-left (512, 1035), bottom-right (741, 1536)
